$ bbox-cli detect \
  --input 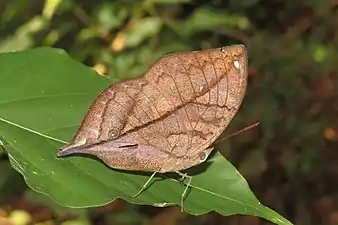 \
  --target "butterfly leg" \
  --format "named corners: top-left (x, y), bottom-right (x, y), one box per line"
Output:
top-left (131, 171), bottom-right (157, 198)
top-left (176, 171), bottom-right (192, 212)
